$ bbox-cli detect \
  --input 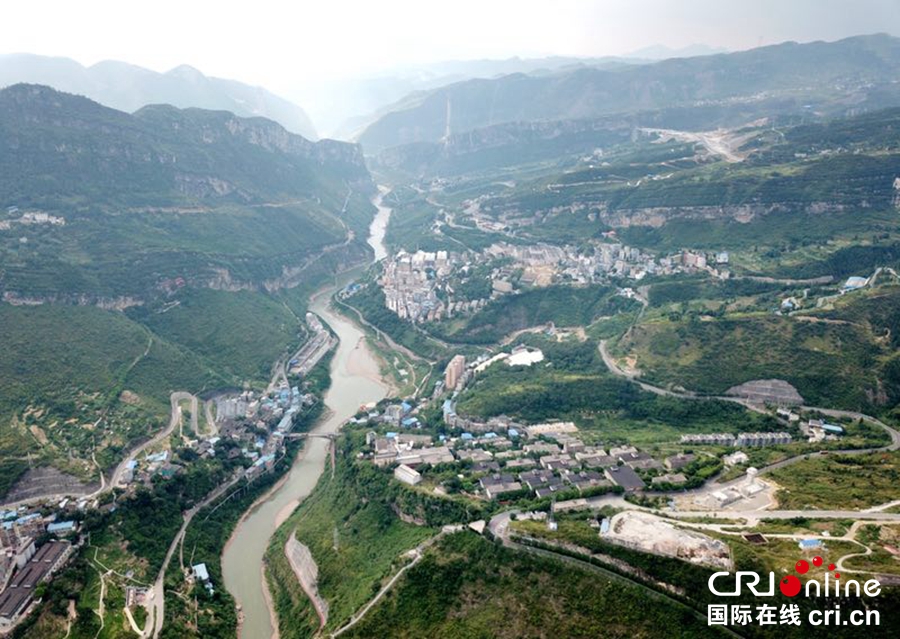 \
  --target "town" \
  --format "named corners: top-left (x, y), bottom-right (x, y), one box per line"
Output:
top-left (0, 311), bottom-right (335, 632)
top-left (378, 243), bottom-right (732, 323)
